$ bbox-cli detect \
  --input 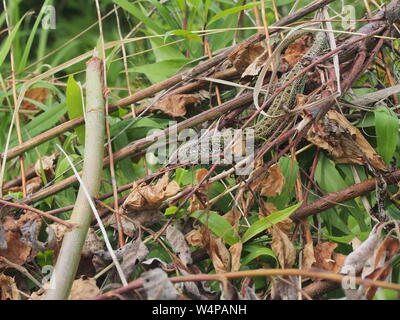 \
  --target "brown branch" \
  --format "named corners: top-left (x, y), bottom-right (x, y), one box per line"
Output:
top-left (0, 198), bottom-right (76, 228)
top-left (291, 170), bottom-right (400, 221)
top-left (93, 267), bottom-right (400, 300)
top-left (303, 280), bottom-right (340, 299)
